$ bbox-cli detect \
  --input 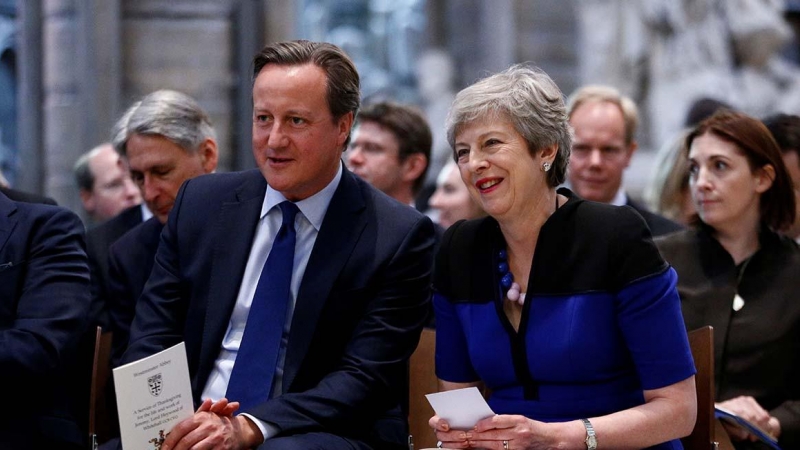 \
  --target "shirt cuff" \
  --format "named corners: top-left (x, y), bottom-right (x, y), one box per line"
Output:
top-left (239, 413), bottom-right (279, 440)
